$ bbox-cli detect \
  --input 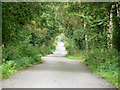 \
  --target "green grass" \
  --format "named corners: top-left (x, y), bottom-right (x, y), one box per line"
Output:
top-left (67, 55), bottom-right (84, 60)
top-left (66, 50), bottom-right (87, 60)
top-left (85, 49), bottom-right (119, 89)
top-left (98, 72), bottom-right (118, 88)
top-left (88, 65), bottom-right (118, 88)
top-left (67, 48), bottom-right (119, 89)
